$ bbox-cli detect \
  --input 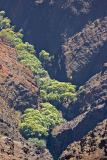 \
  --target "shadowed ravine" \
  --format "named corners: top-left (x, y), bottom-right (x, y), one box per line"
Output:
top-left (47, 106), bottom-right (107, 159)
top-left (0, 0), bottom-right (107, 84)
top-left (0, 1), bottom-right (107, 160)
